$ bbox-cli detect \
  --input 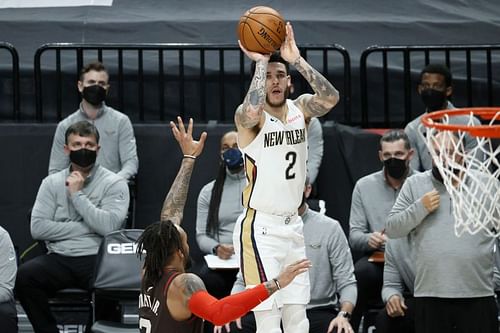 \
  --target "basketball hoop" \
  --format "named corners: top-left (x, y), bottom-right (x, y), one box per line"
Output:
top-left (420, 107), bottom-right (500, 237)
